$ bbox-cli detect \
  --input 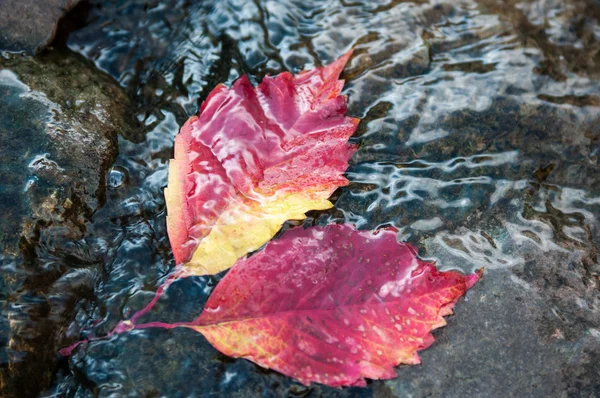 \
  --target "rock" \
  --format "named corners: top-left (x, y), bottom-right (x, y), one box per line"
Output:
top-left (0, 0), bottom-right (82, 53)
top-left (0, 52), bottom-right (136, 253)
top-left (0, 51), bottom-right (137, 397)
